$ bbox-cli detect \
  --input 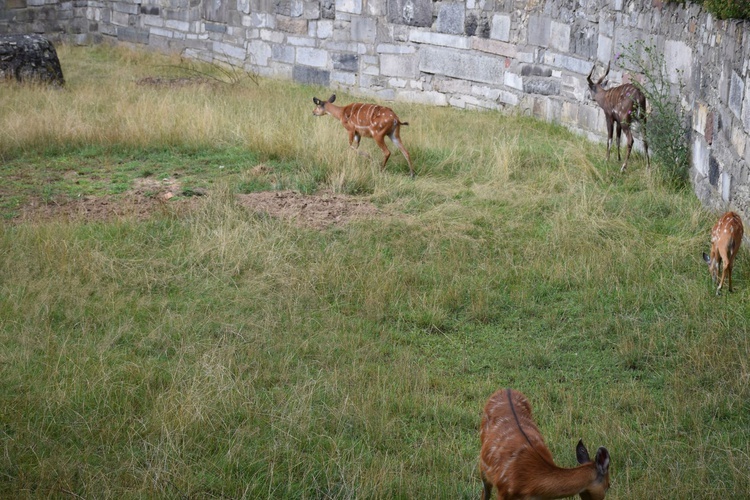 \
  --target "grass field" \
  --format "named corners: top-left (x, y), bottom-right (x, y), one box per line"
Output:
top-left (1, 44), bottom-right (749, 498)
